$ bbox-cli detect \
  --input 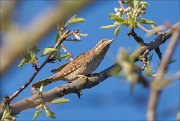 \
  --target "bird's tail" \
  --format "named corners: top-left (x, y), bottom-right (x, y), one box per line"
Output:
top-left (32, 76), bottom-right (58, 88)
